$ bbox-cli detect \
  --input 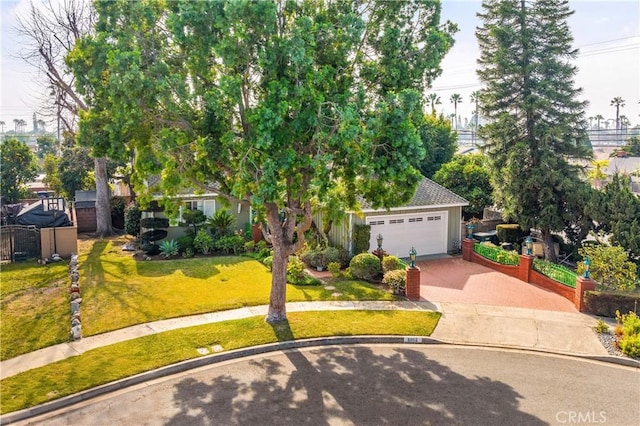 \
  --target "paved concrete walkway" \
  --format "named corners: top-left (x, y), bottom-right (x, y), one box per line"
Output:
top-left (0, 300), bottom-right (618, 381)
